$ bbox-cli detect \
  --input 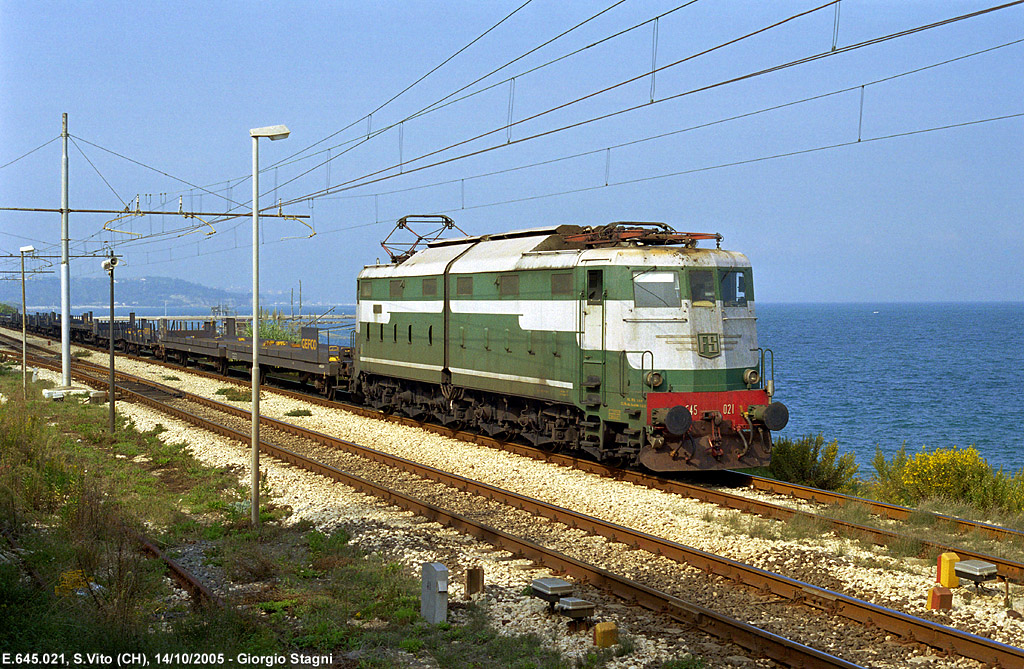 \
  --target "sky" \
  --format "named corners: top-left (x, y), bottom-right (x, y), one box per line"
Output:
top-left (1, 0), bottom-right (1021, 306)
